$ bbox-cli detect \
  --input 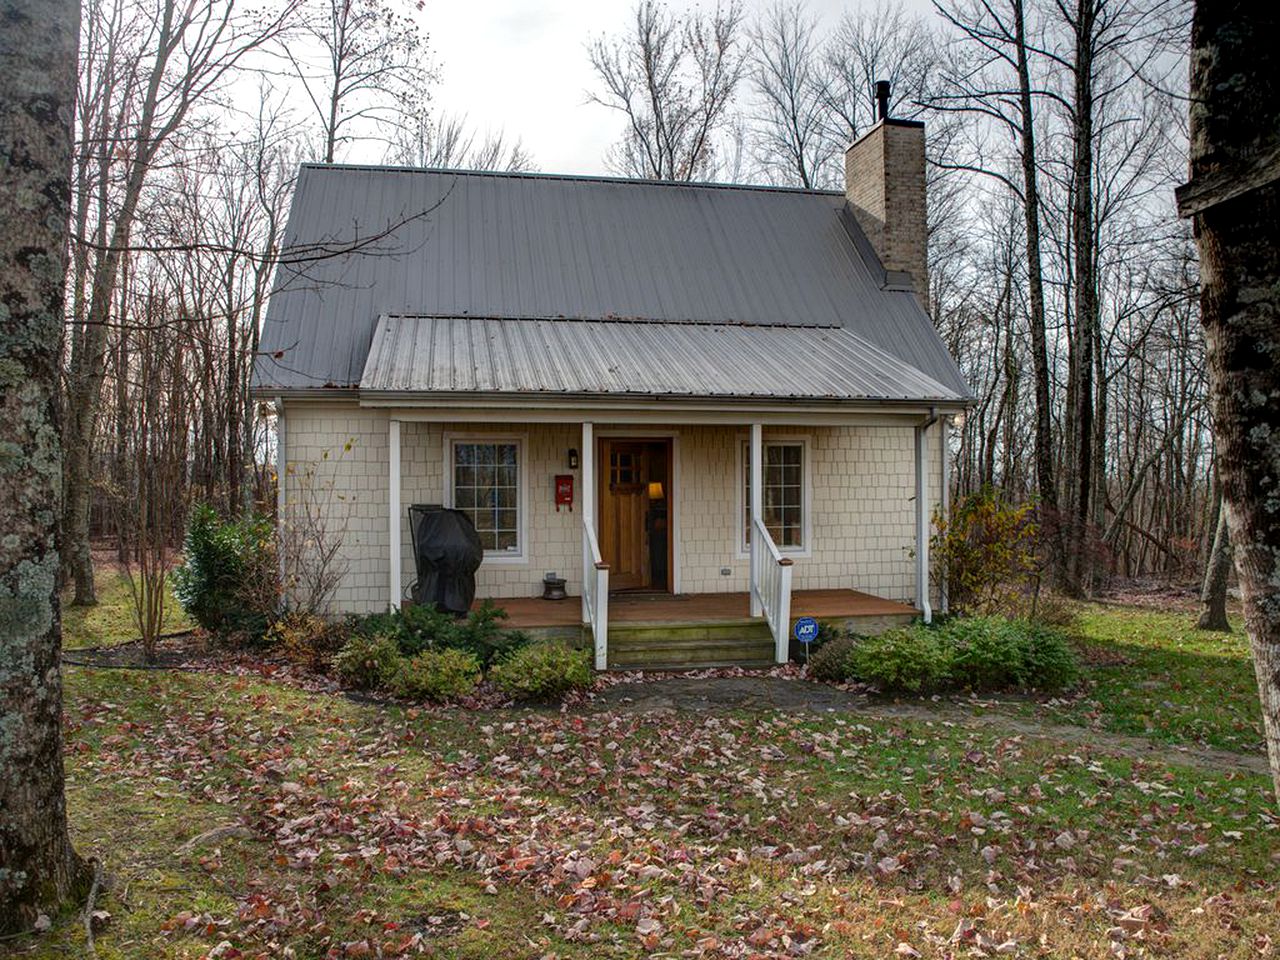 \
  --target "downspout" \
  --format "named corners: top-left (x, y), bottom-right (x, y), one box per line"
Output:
top-left (274, 397), bottom-right (287, 609)
top-left (940, 415), bottom-right (951, 615)
top-left (915, 407), bottom-right (939, 624)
